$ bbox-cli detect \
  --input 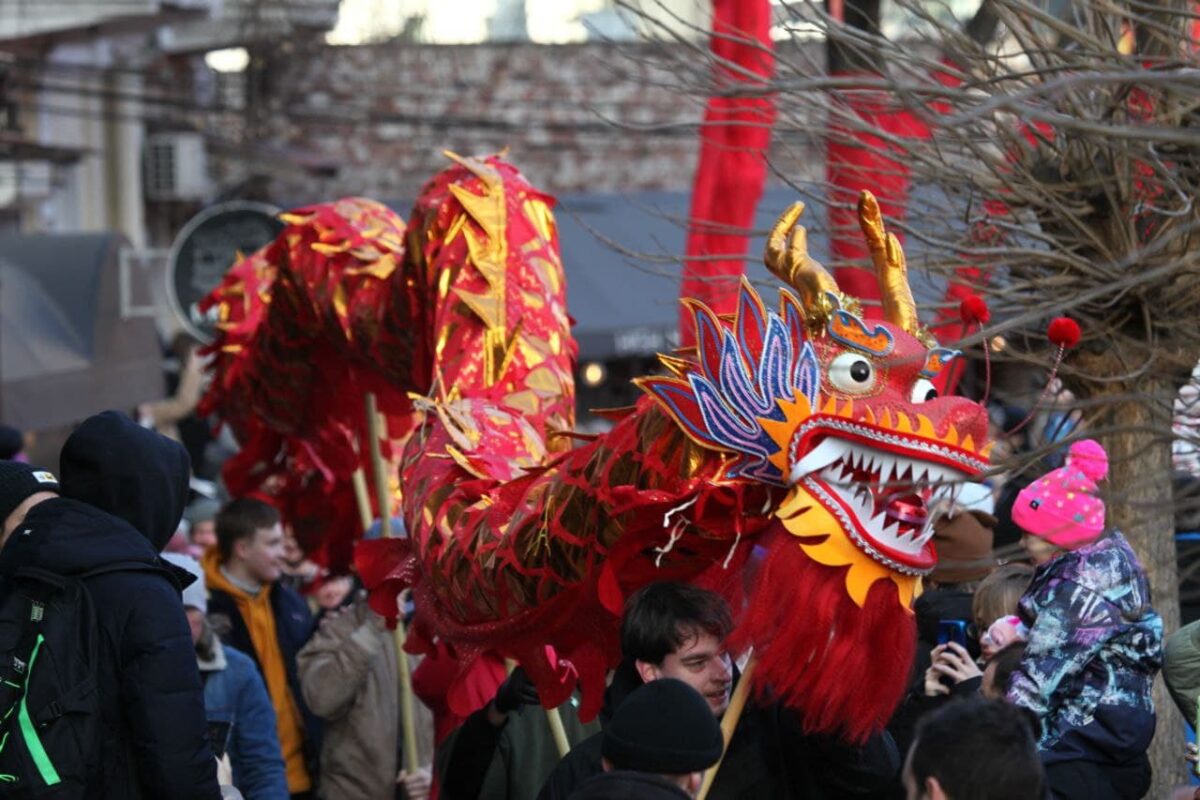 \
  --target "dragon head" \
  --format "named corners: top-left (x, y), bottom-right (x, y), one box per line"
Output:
top-left (640, 192), bottom-right (991, 609)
